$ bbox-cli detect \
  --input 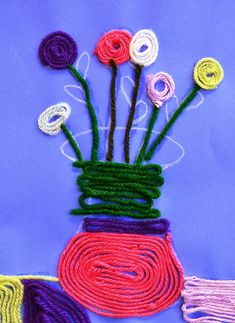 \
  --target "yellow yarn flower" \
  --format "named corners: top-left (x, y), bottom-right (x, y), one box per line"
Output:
top-left (193, 57), bottom-right (224, 90)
